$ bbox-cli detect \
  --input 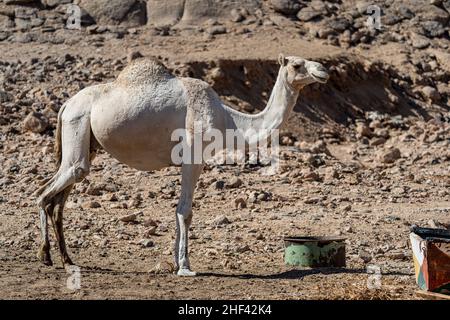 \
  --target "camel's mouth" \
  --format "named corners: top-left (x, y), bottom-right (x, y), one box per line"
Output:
top-left (311, 72), bottom-right (329, 84)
